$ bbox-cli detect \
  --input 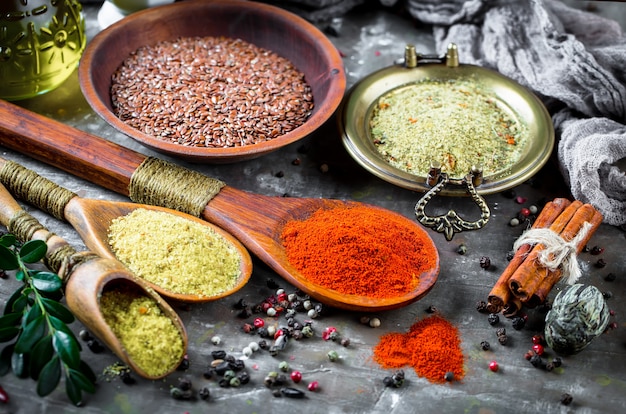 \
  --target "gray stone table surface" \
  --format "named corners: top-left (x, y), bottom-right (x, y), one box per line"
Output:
top-left (0, 1), bottom-right (625, 413)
